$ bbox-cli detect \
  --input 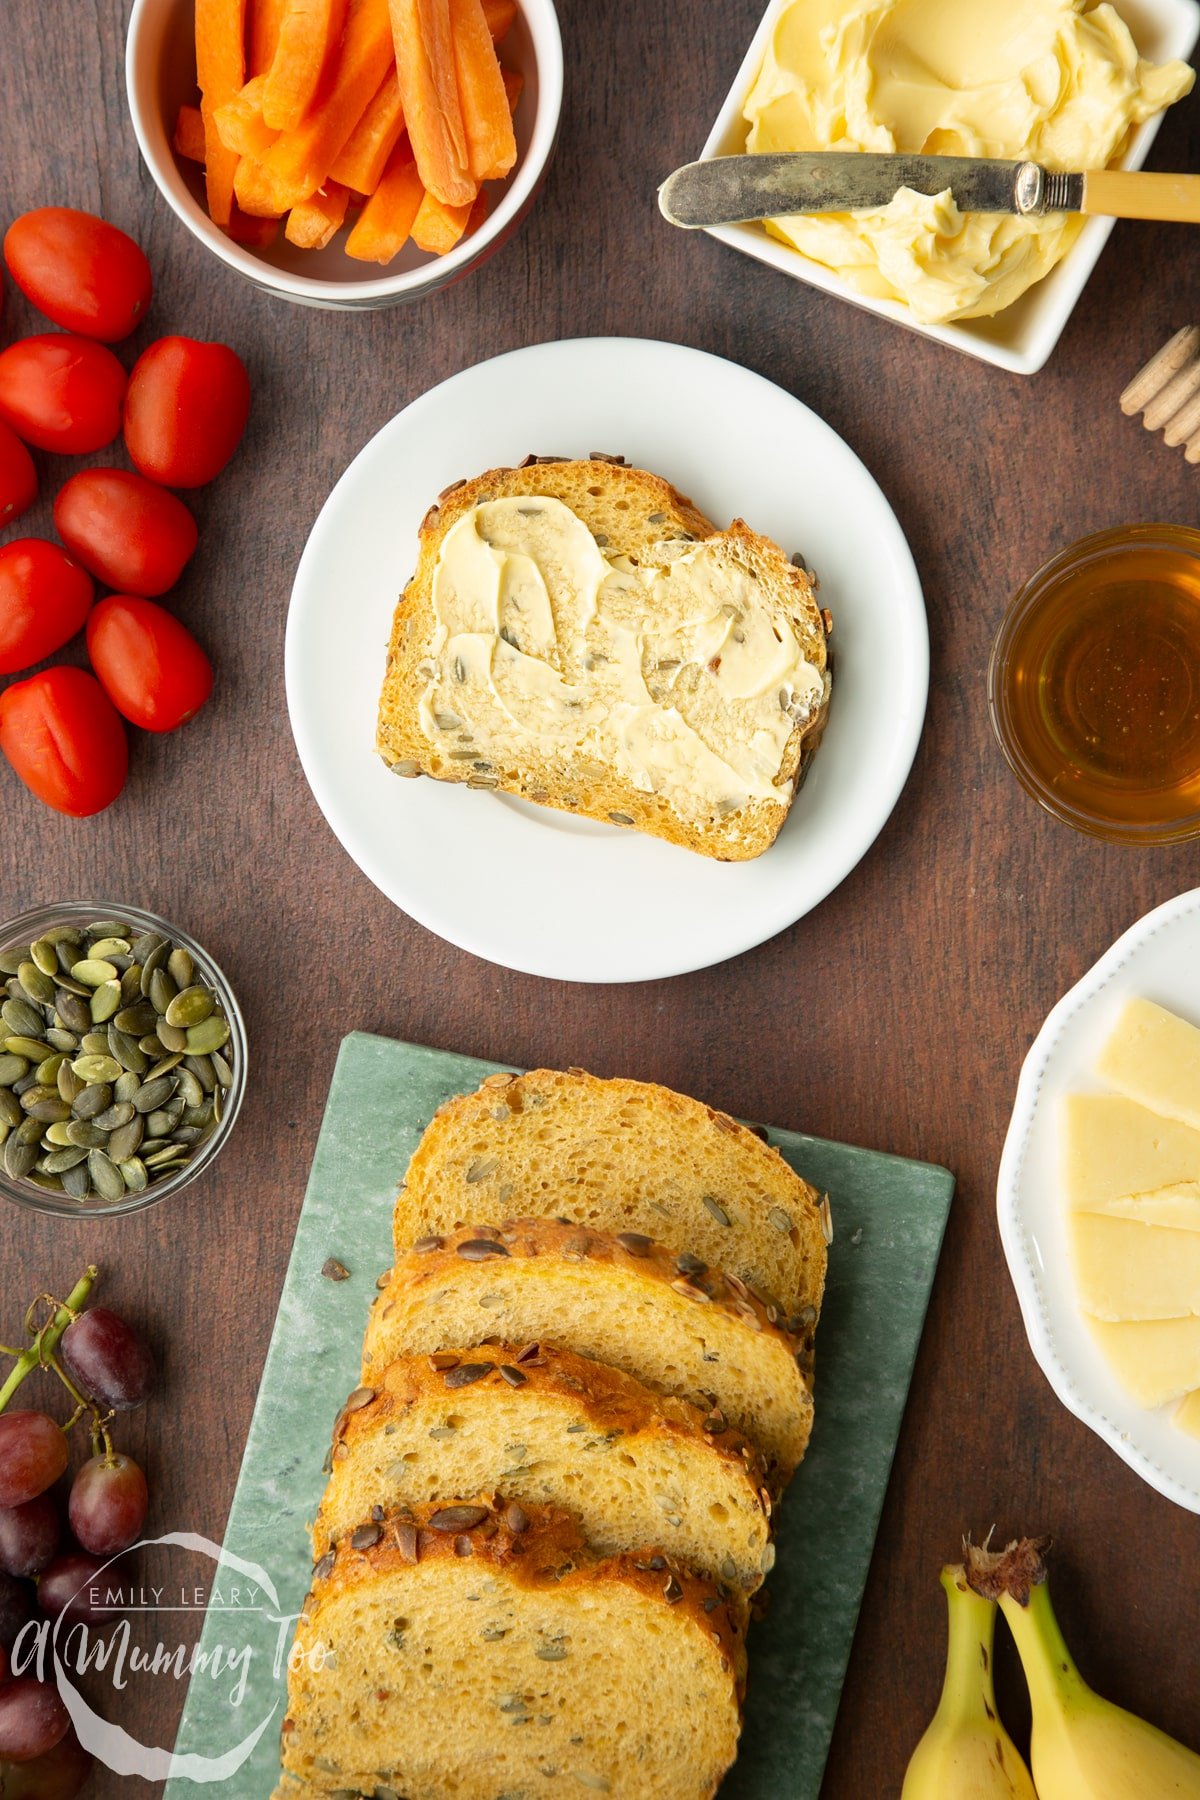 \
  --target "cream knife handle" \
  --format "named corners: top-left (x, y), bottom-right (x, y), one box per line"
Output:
top-left (1081, 168), bottom-right (1200, 223)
